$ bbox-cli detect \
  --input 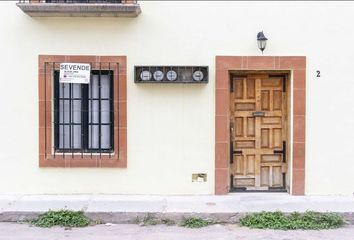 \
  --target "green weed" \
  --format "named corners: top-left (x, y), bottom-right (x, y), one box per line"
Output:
top-left (240, 211), bottom-right (344, 230)
top-left (142, 214), bottom-right (158, 226)
top-left (31, 210), bottom-right (90, 228)
top-left (181, 217), bottom-right (211, 228)
top-left (161, 218), bottom-right (175, 226)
